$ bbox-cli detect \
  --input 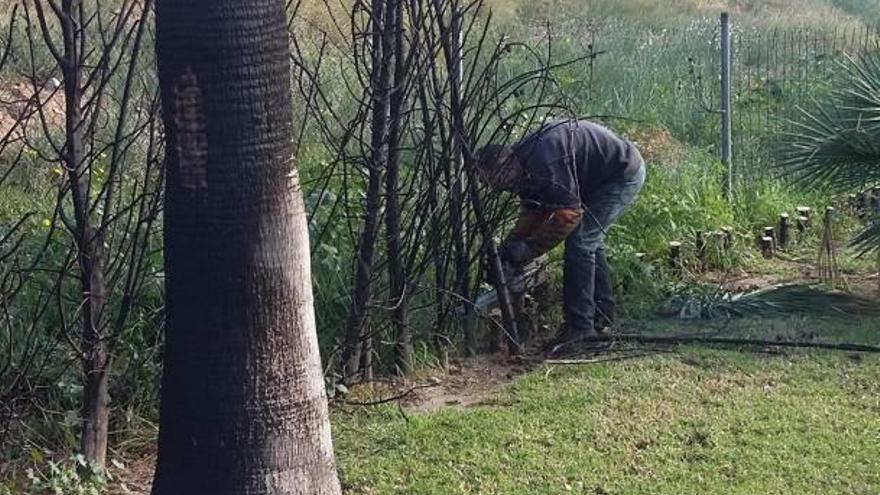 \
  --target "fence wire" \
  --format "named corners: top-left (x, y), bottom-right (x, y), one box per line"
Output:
top-left (567, 19), bottom-right (877, 191)
top-left (731, 23), bottom-right (877, 186)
